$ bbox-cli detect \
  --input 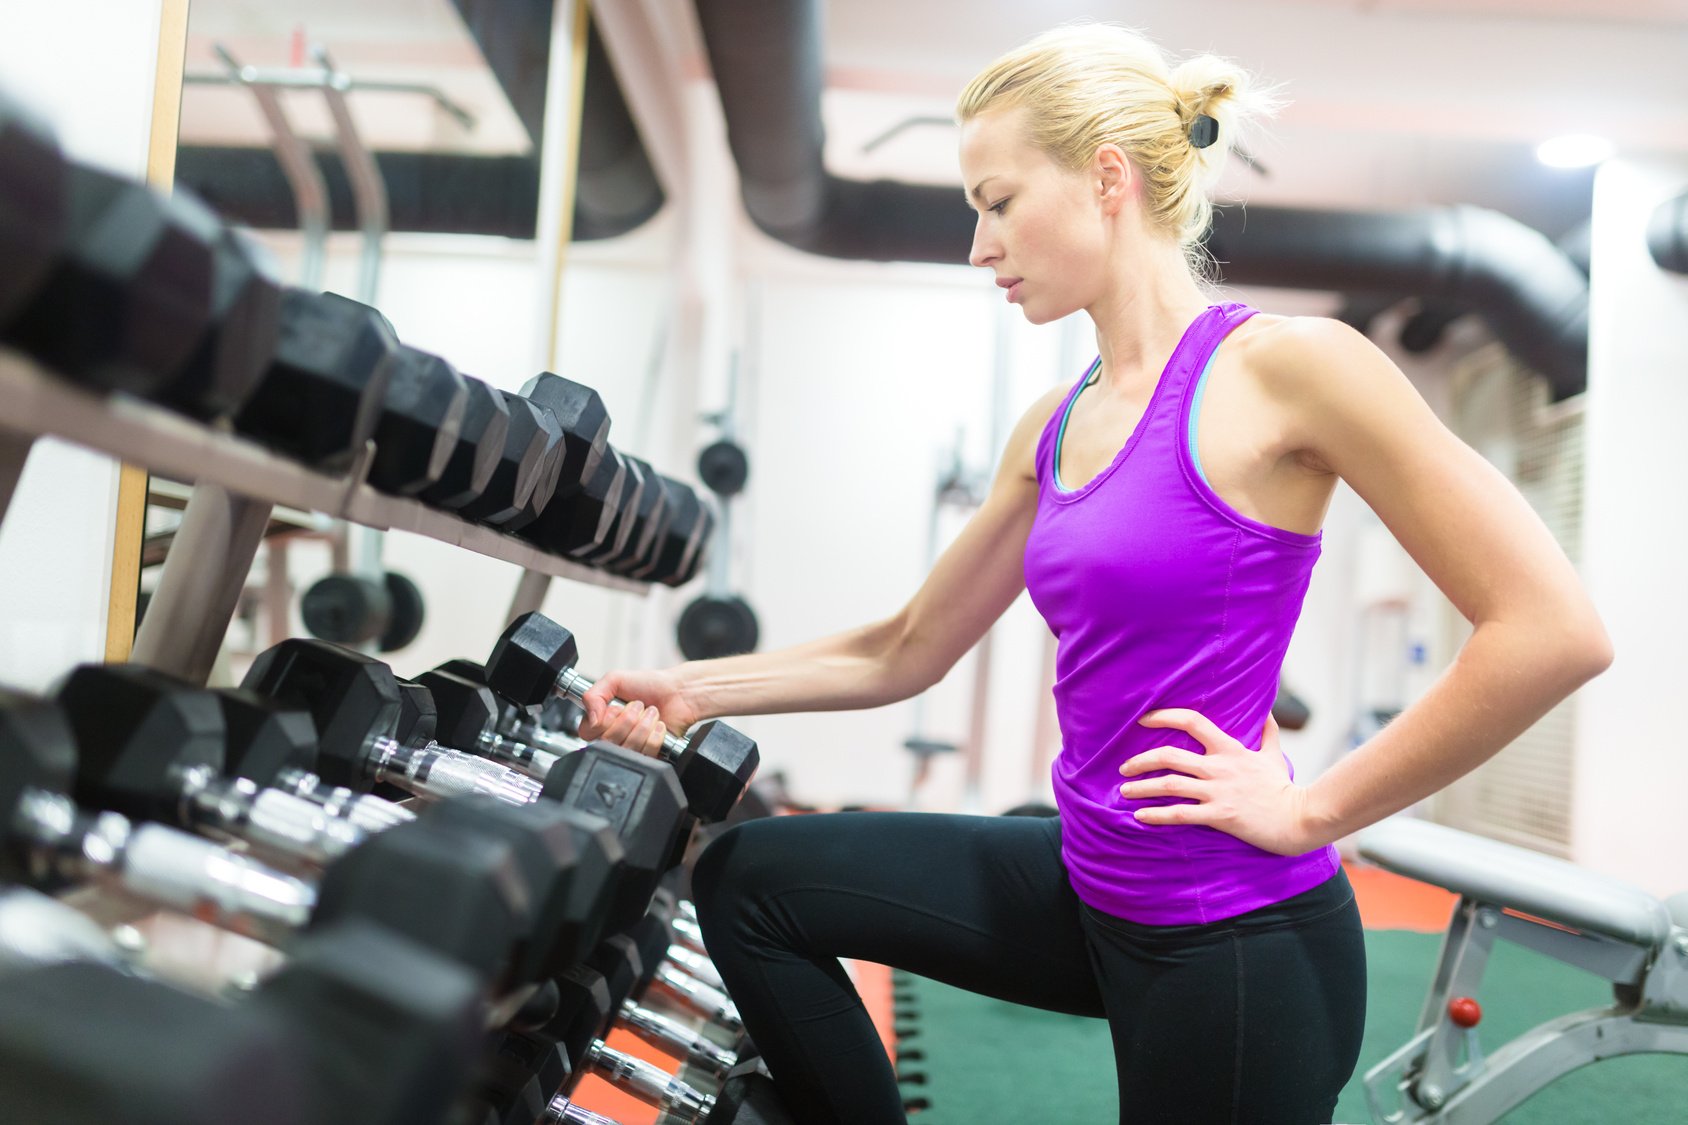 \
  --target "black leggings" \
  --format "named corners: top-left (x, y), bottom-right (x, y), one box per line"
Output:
top-left (690, 812), bottom-right (1367, 1125)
